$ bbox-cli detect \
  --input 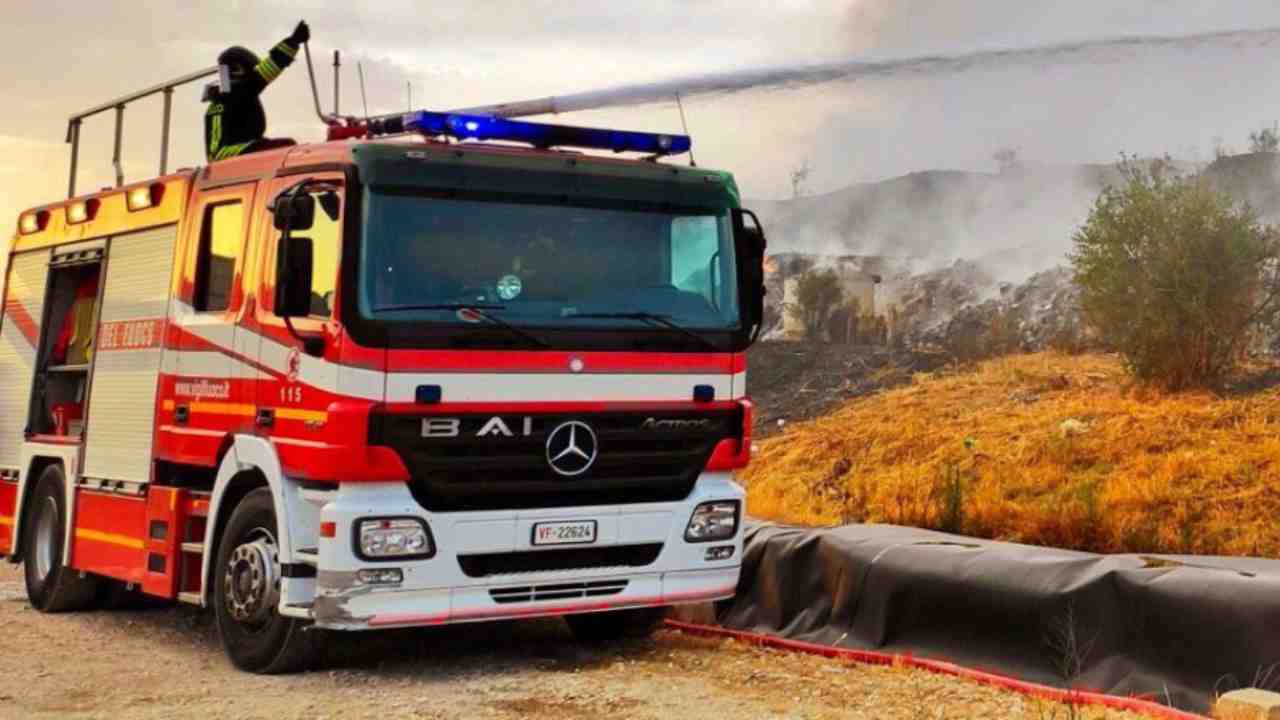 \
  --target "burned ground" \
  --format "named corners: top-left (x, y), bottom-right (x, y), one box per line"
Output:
top-left (746, 341), bottom-right (946, 439)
